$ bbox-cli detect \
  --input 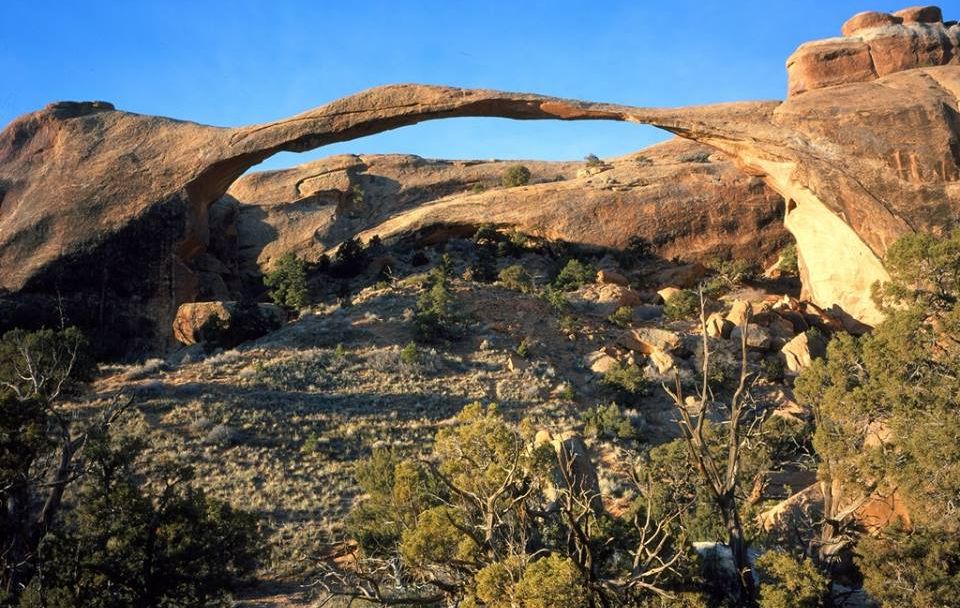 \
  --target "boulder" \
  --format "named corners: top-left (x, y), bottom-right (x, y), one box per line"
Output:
top-left (585, 349), bottom-right (618, 374)
top-left (649, 349), bottom-right (676, 374)
top-left (596, 269), bottom-right (629, 286)
top-left (705, 312), bottom-right (733, 338)
top-left (725, 300), bottom-right (752, 327)
top-left (780, 331), bottom-right (826, 373)
top-left (730, 323), bottom-right (772, 350)
top-left (657, 287), bottom-right (683, 304)
top-left (173, 301), bottom-right (285, 347)
top-left (788, 7), bottom-right (954, 96)
top-left (507, 352), bottom-right (530, 373)
top-left (619, 327), bottom-right (683, 354)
